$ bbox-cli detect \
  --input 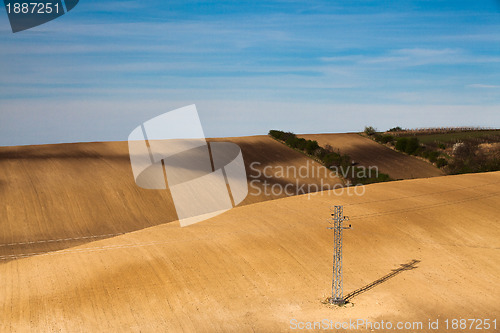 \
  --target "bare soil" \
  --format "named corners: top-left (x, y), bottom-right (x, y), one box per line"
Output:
top-left (0, 170), bottom-right (499, 332)
top-left (301, 133), bottom-right (444, 180)
top-left (0, 137), bottom-right (341, 258)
